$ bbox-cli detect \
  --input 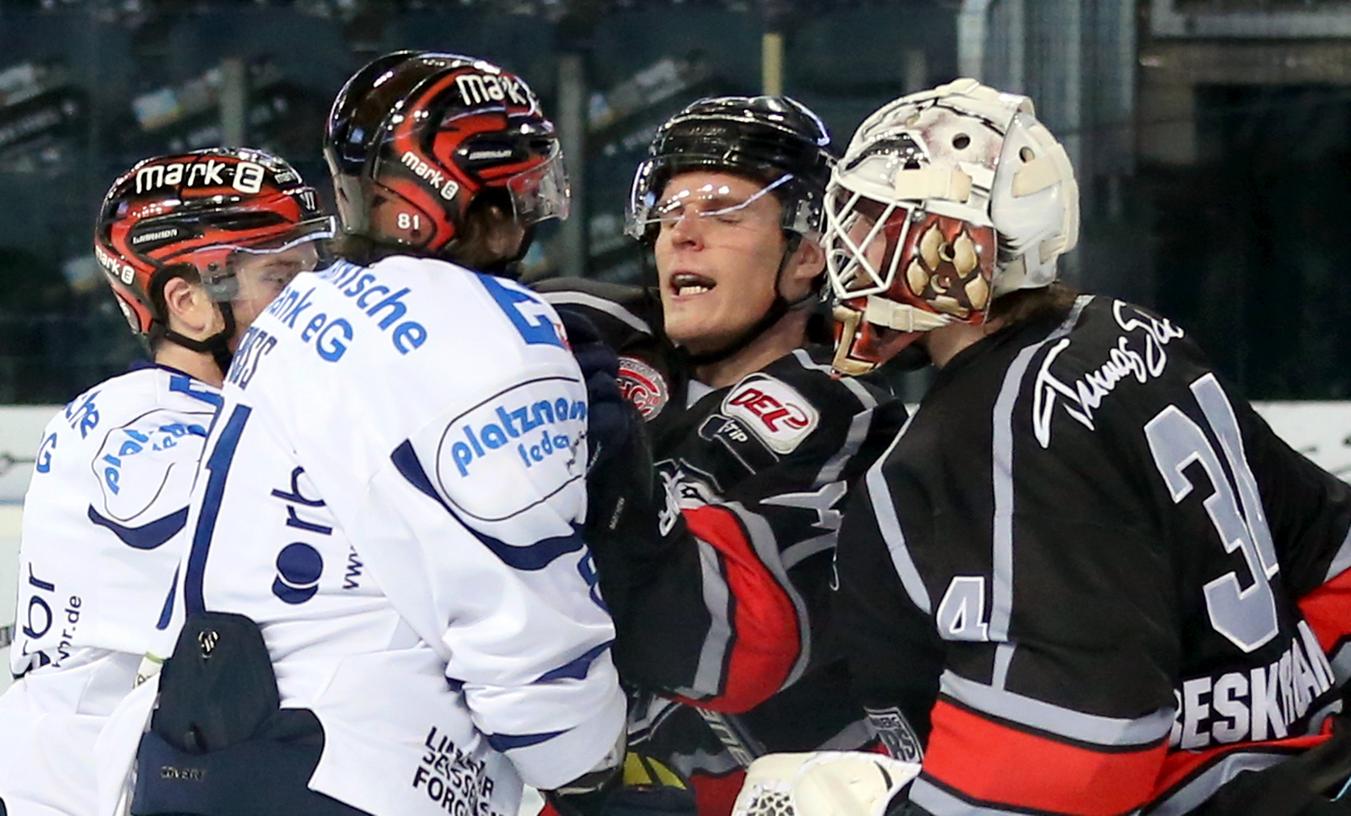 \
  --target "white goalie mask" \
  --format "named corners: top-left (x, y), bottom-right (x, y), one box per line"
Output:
top-left (823, 78), bottom-right (1079, 374)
